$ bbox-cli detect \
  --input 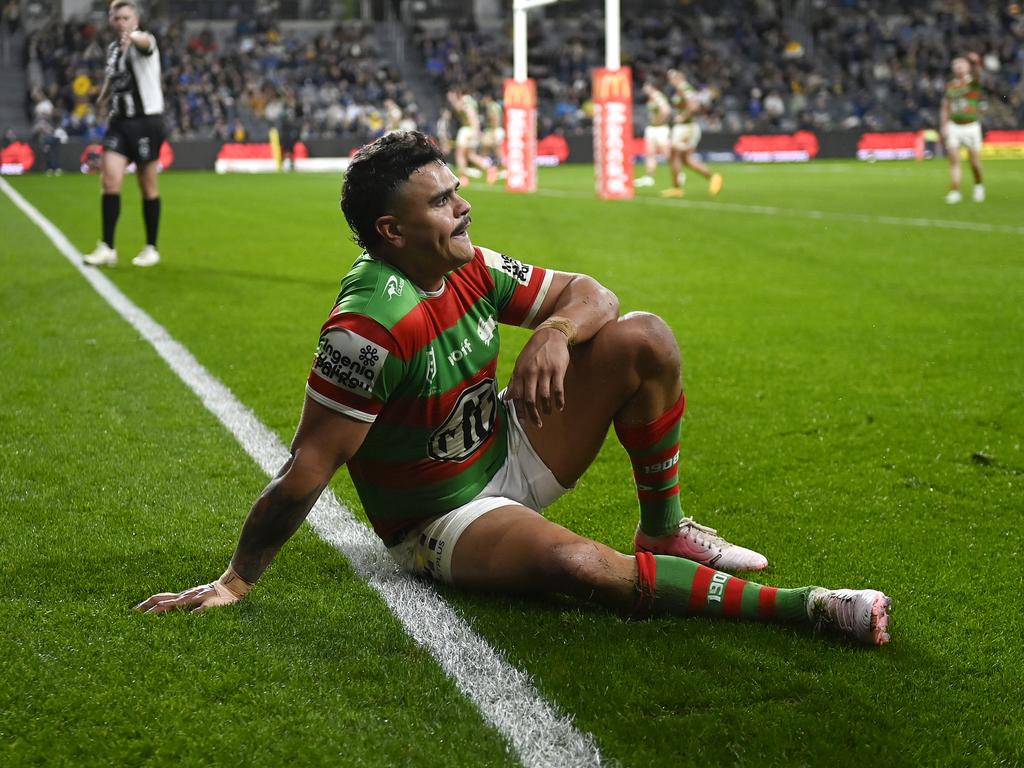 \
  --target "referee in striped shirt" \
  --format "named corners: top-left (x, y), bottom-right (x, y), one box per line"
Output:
top-left (84, 0), bottom-right (165, 268)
